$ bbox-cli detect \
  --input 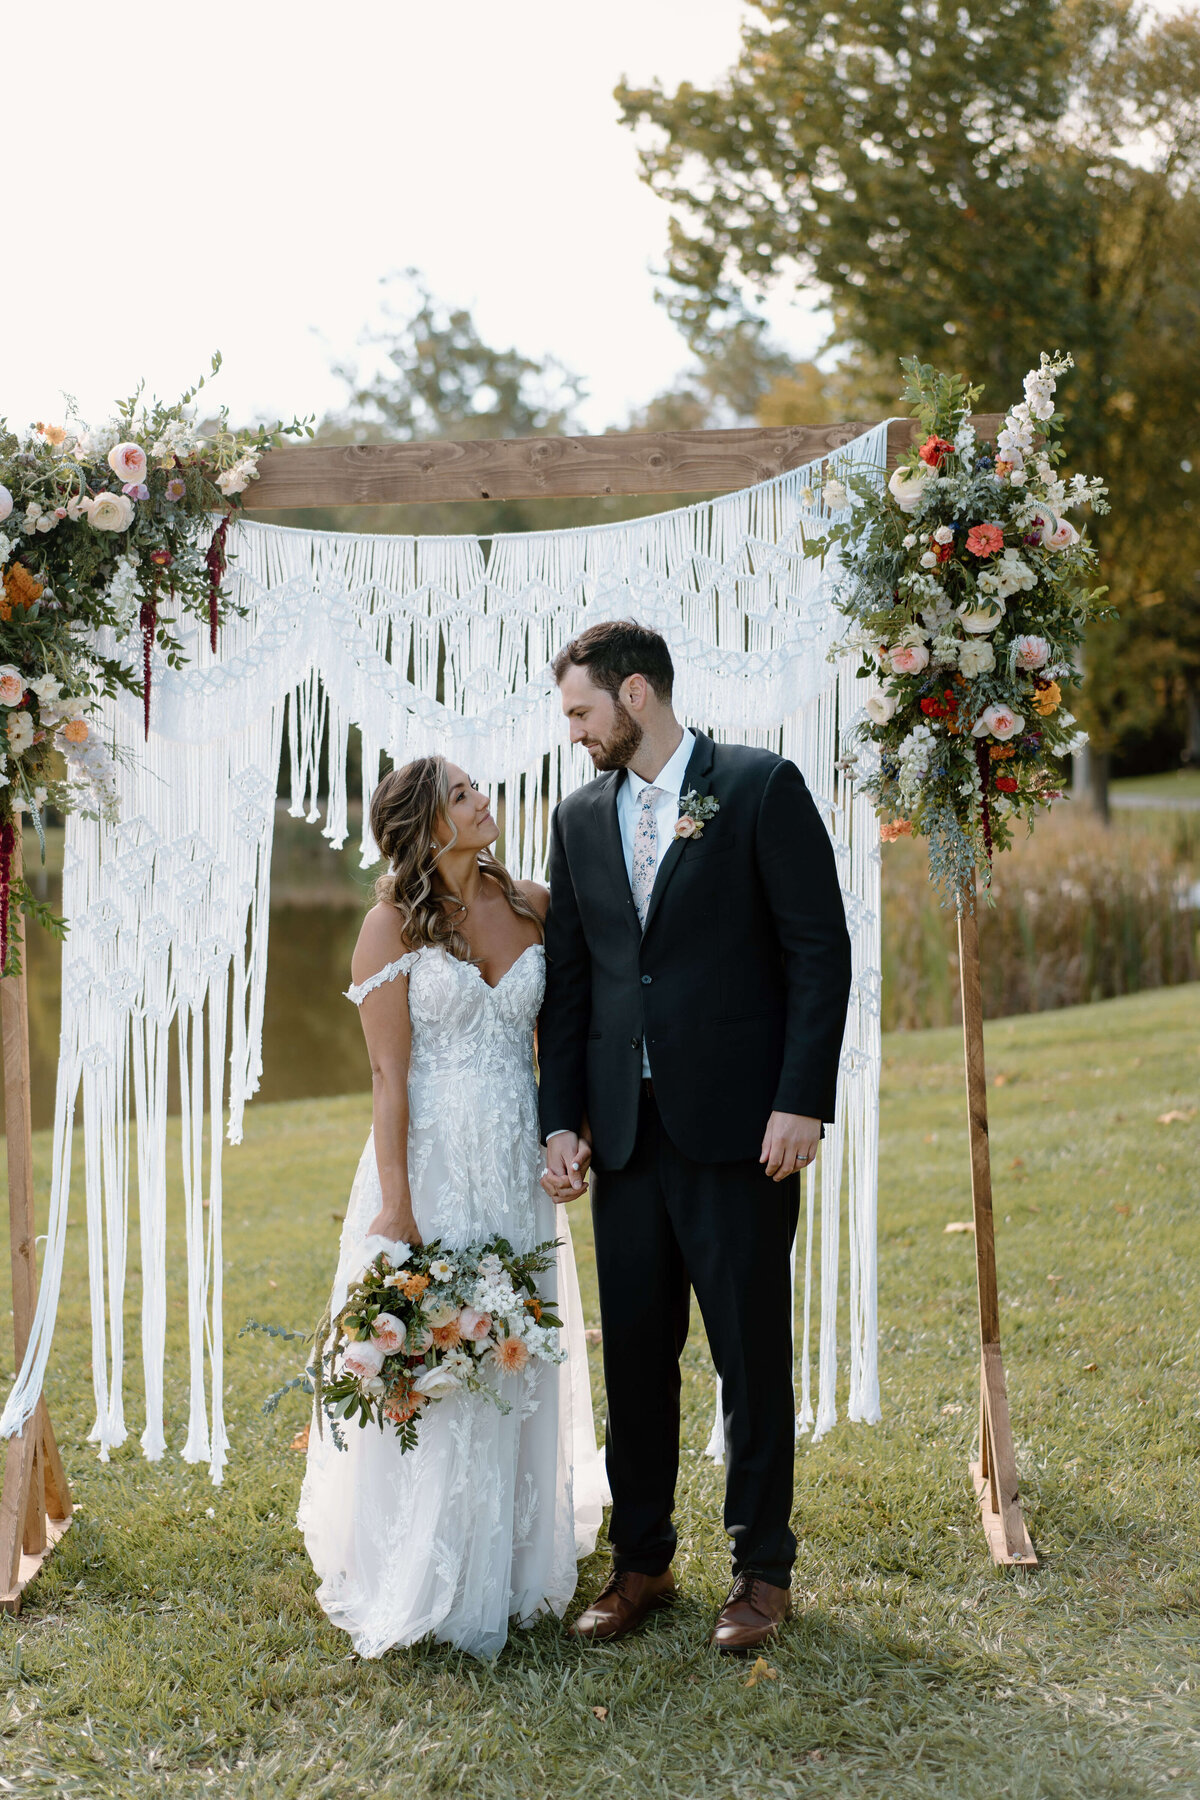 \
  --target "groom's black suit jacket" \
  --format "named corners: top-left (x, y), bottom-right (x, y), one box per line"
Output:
top-left (537, 731), bottom-right (853, 1172)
